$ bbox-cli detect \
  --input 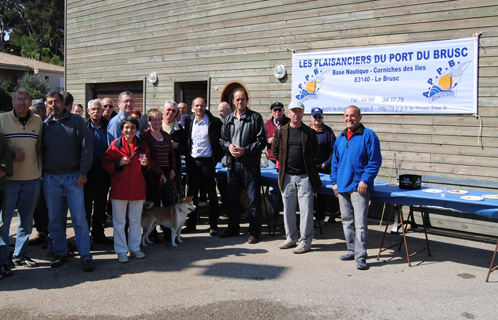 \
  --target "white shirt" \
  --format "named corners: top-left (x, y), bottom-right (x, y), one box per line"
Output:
top-left (190, 113), bottom-right (212, 158)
